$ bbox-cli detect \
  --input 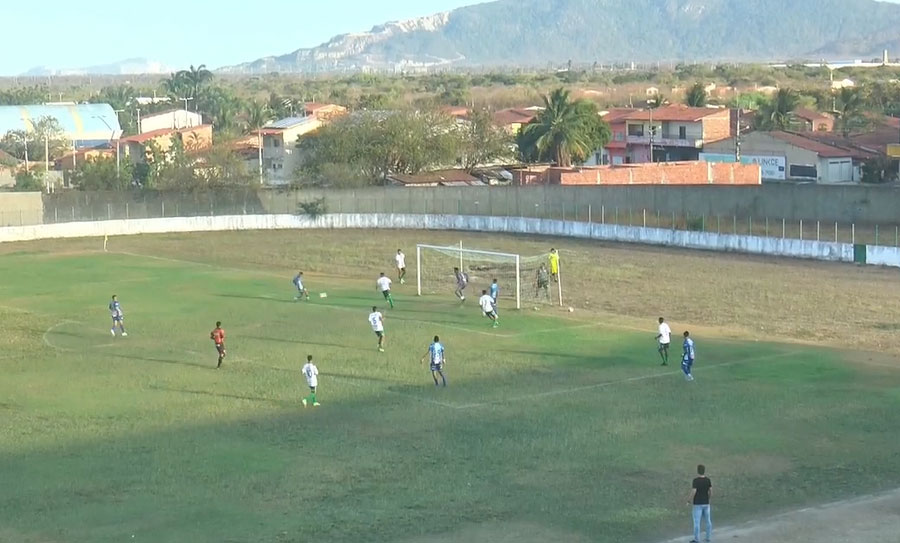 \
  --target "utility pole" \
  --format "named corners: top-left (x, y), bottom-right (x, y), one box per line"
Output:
top-left (648, 104), bottom-right (654, 163)
top-left (258, 128), bottom-right (264, 185)
top-left (735, 107), bottom-right (742, 162)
